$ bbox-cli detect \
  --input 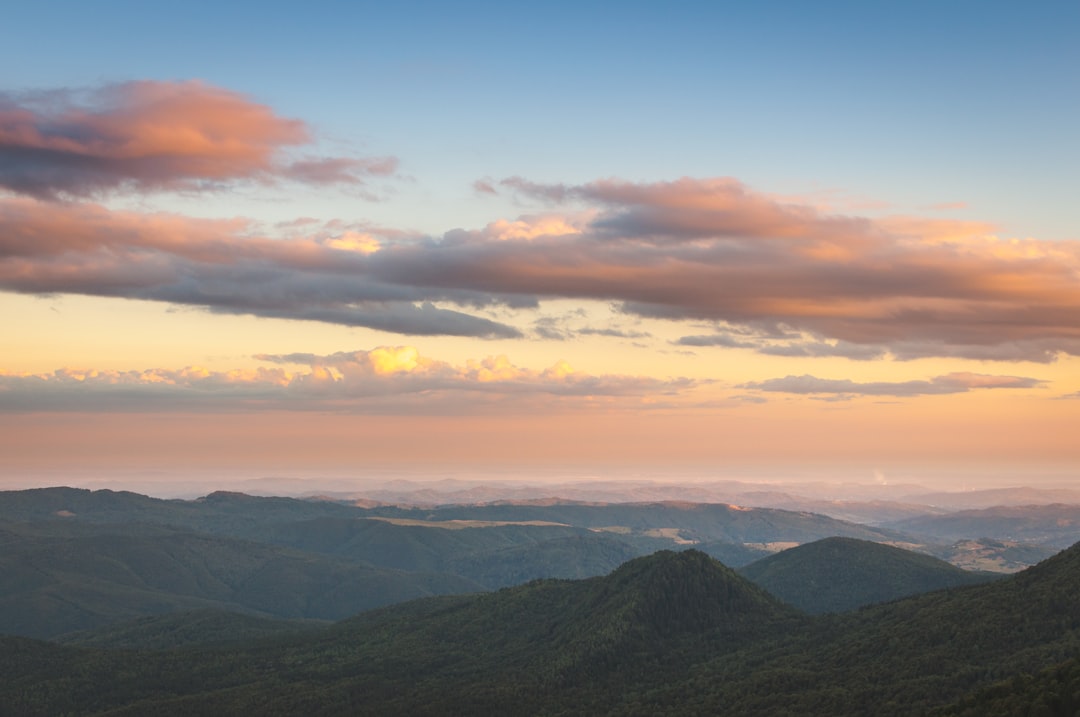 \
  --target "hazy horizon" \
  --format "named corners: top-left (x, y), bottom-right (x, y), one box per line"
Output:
top-left (4, 462), bottom-right (1078, 502)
